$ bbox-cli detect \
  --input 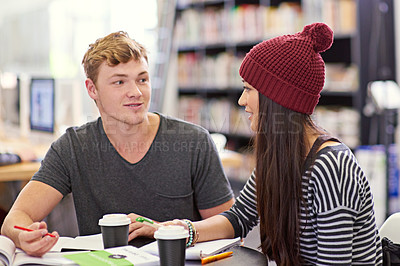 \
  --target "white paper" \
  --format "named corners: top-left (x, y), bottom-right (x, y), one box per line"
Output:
top-left (139, 237), bottom-right (241, 260)
top-left (50, 233), bottom-right (104, 252)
